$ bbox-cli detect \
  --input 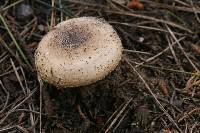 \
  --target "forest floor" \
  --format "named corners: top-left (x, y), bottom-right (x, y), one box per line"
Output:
top-left (0, 0), bottom-right (200, 132)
